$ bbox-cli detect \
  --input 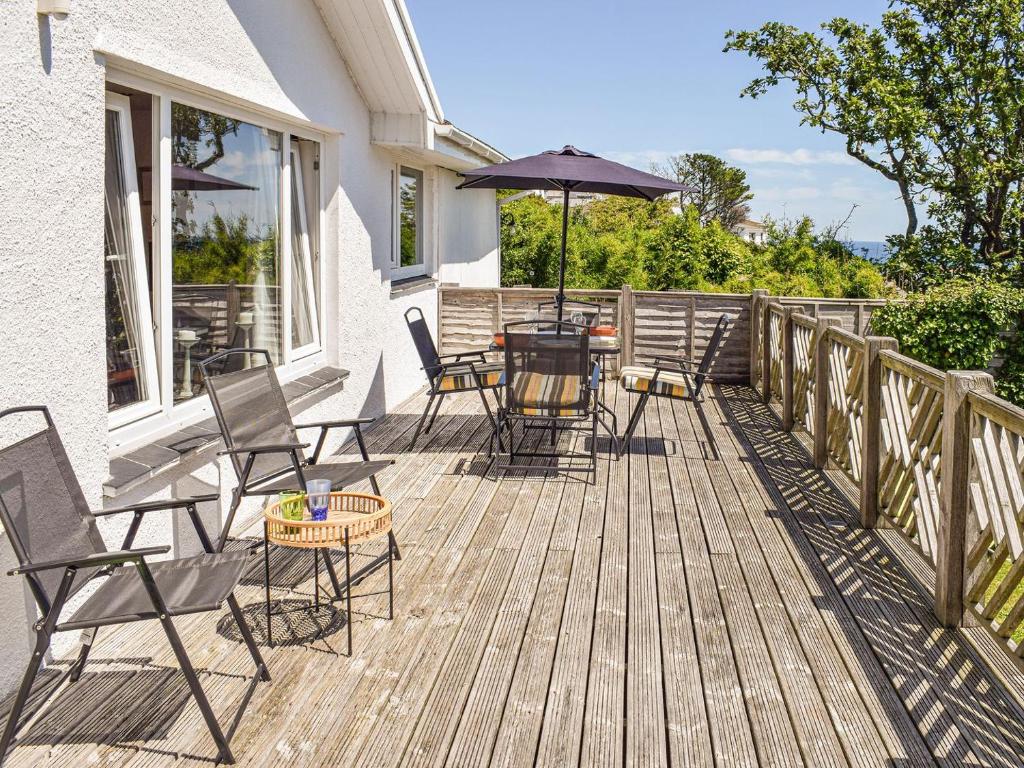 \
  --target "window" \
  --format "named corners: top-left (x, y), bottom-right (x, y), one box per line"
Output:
top-left (104, 92), bottom-right (159, 427)
top-left (170, 103), bottom-right (284, 401)
top-left (103, 78), bottom-right (325, 437)
top-left (393, 165), bottom-right (425, 278)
